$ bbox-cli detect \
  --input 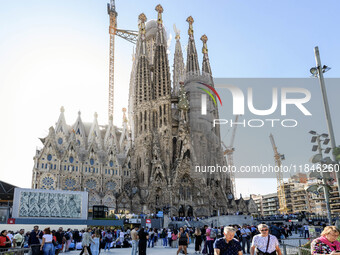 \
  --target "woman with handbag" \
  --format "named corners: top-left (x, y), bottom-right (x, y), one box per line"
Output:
top-left (250, 224), bottom-right (282, 255)
top-left (311, 226), bottom-right (340, 254)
